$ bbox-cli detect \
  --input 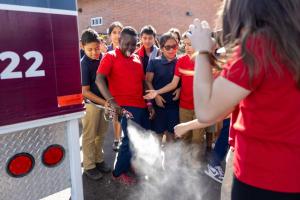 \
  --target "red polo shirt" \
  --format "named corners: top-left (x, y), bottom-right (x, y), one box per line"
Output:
top-left (221, 37), bottom-right (300, 192)
top-left (97, 48), bottom-right (146, 108)
top-left (174, 55), bottom-right (195, 110)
